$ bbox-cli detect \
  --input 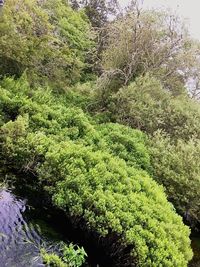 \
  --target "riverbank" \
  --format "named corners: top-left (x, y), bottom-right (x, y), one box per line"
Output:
top-left (0, 185), bottom-right (88, 267)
